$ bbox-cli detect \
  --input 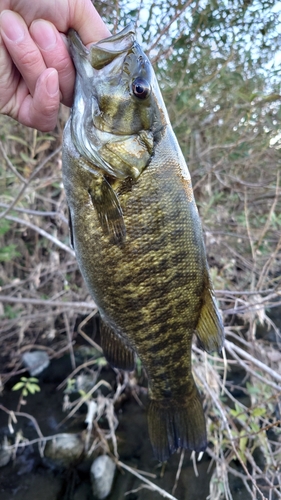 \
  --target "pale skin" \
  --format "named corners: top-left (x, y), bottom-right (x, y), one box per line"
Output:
top-left (0, 0), bottom-right (110, 131)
